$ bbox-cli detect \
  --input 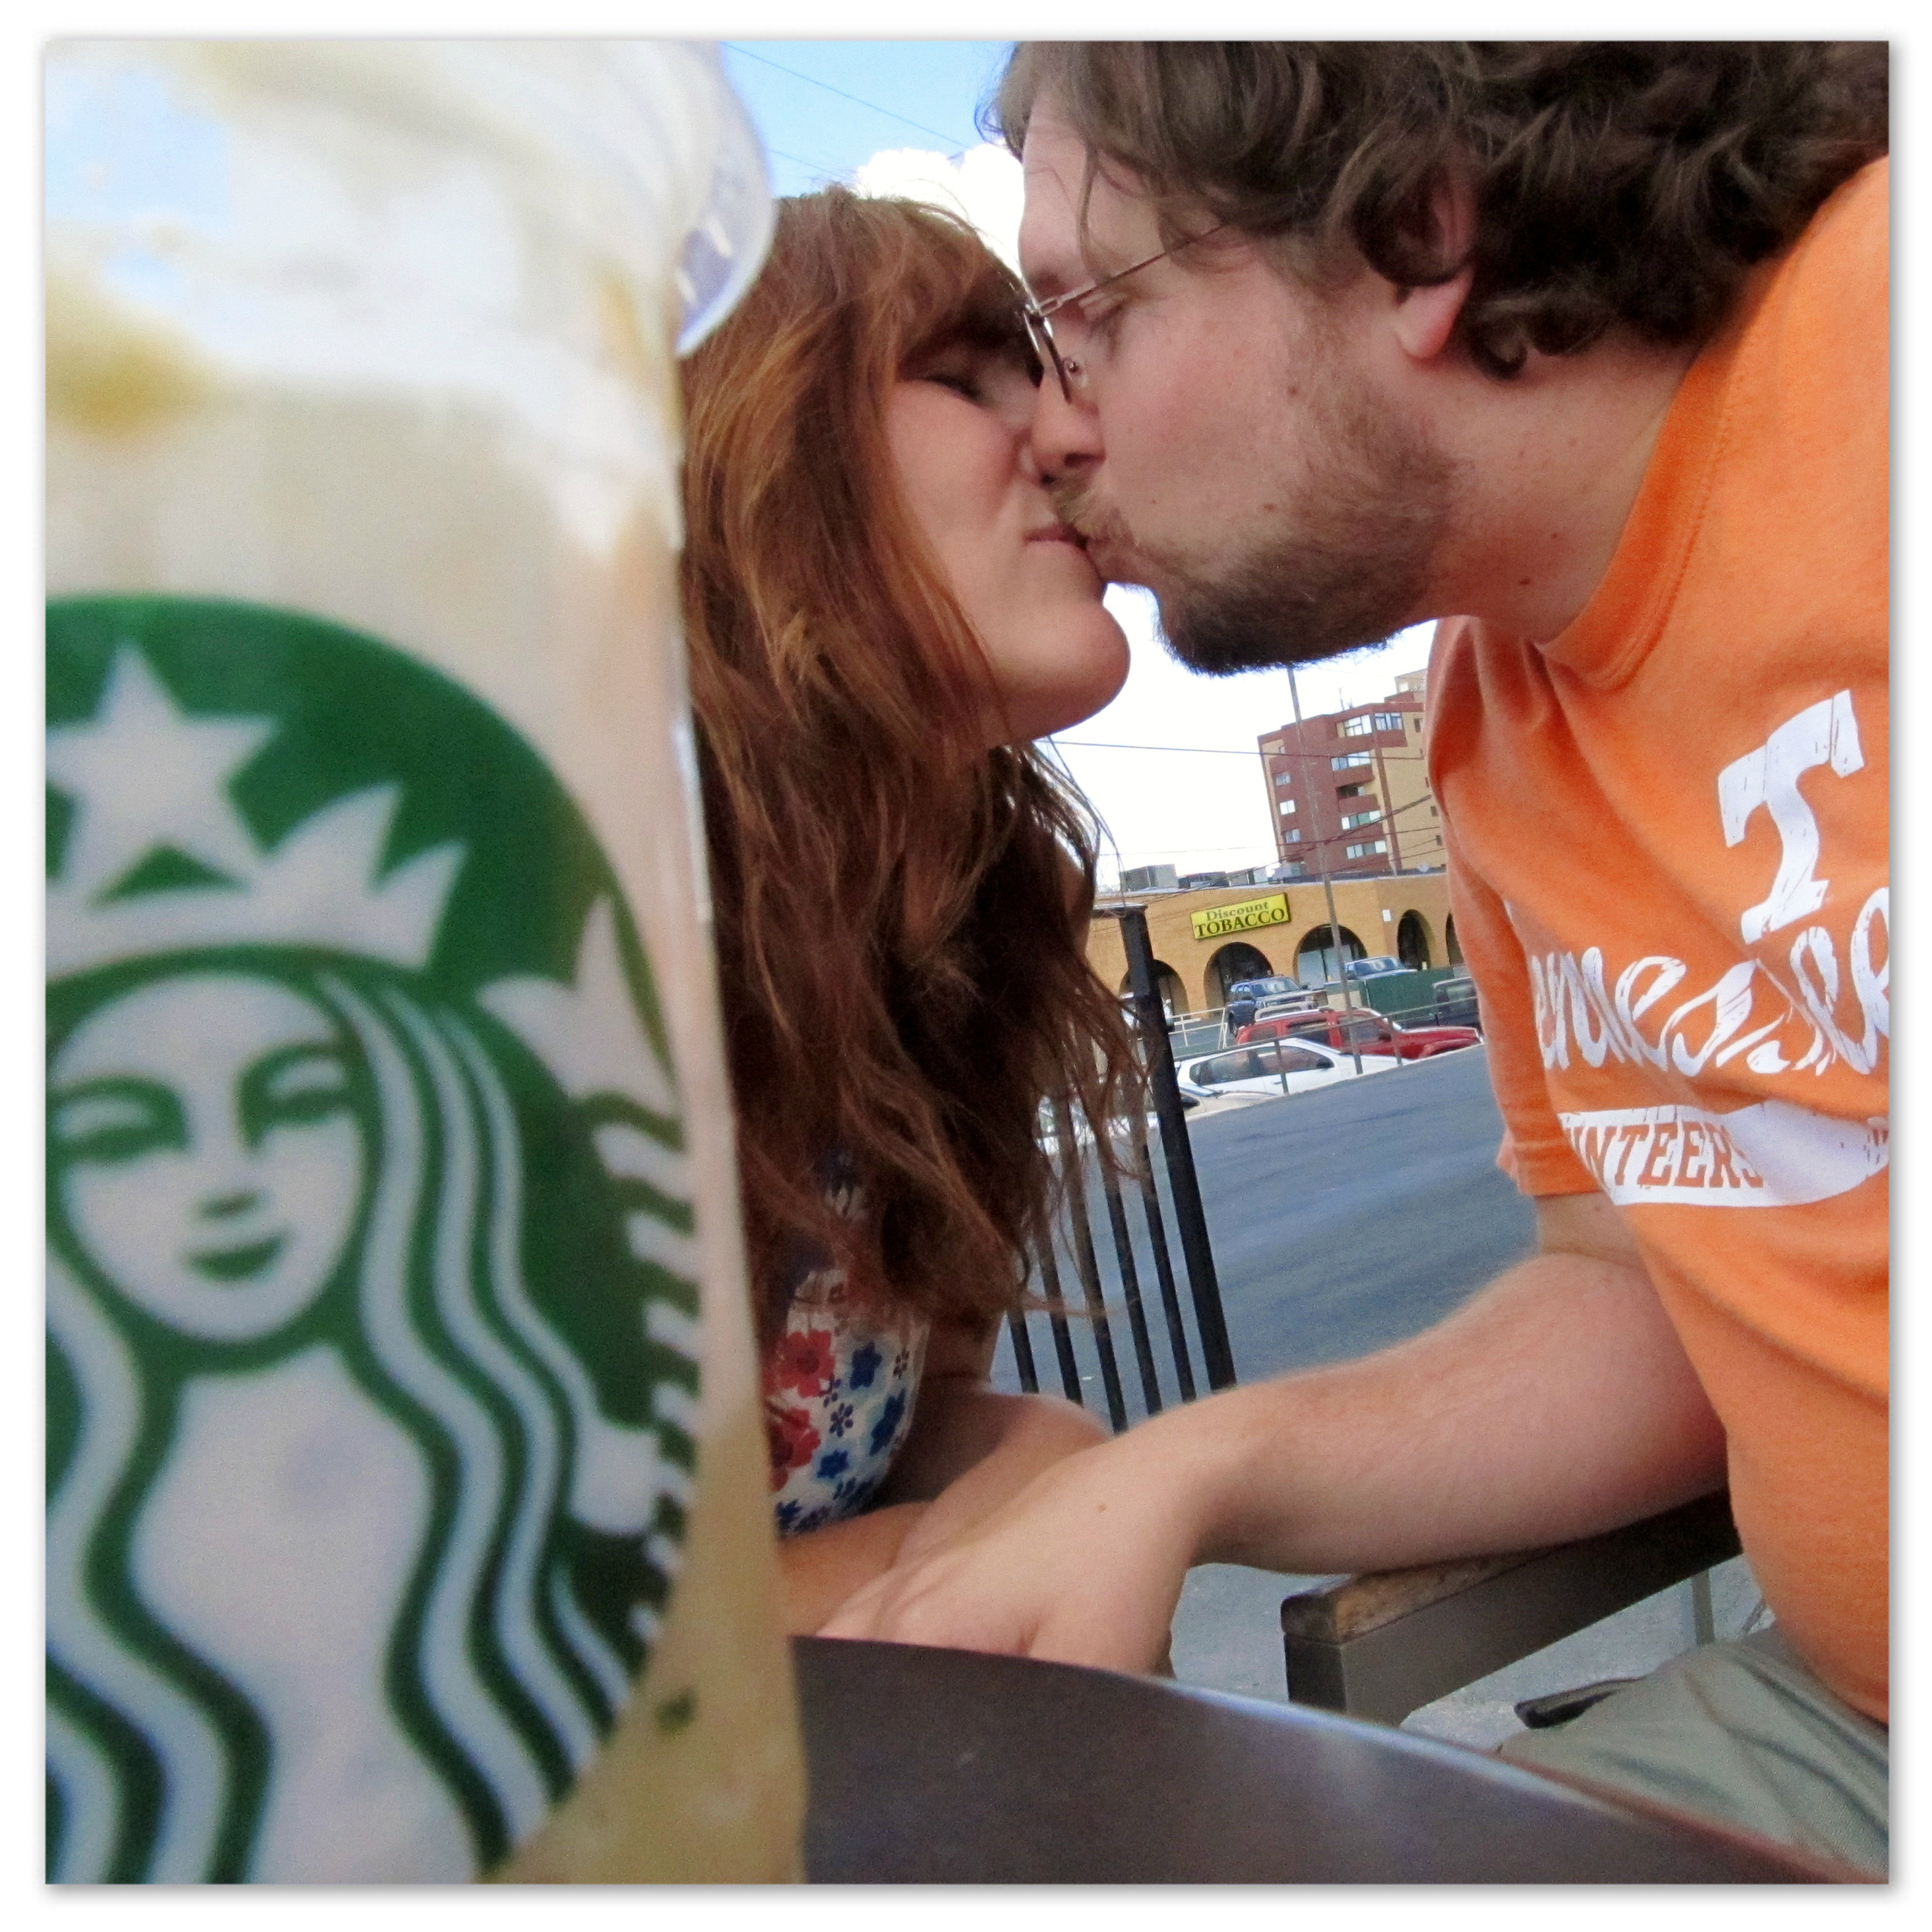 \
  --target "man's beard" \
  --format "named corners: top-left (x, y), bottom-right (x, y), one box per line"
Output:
top-left (1060, 362), bottom-right (1455, 676)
